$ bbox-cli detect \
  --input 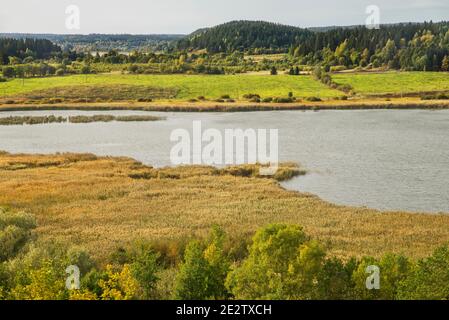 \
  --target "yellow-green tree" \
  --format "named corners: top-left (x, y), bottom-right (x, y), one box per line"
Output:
top-left (99, 265), bottom-right (139, 300)
top-left (226, 224), bottom-right (325, 300)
